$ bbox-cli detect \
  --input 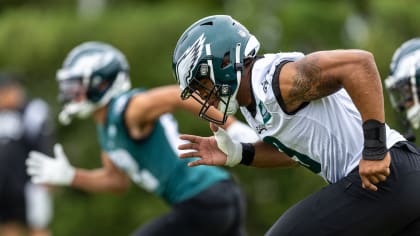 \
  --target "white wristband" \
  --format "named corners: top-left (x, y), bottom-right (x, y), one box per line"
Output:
top-left (226, 120), bottom-right (259, 143)
top-left (213, 127), bottom-right (243, 167)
